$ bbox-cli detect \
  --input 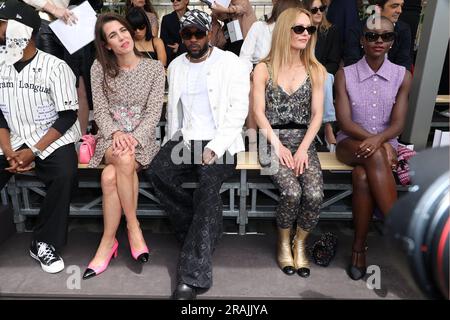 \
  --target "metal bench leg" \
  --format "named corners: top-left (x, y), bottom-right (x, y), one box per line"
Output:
top-left (7, 176), bottom-right (25, 232)
top-left (238, 169), bottom-right (248, 235)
